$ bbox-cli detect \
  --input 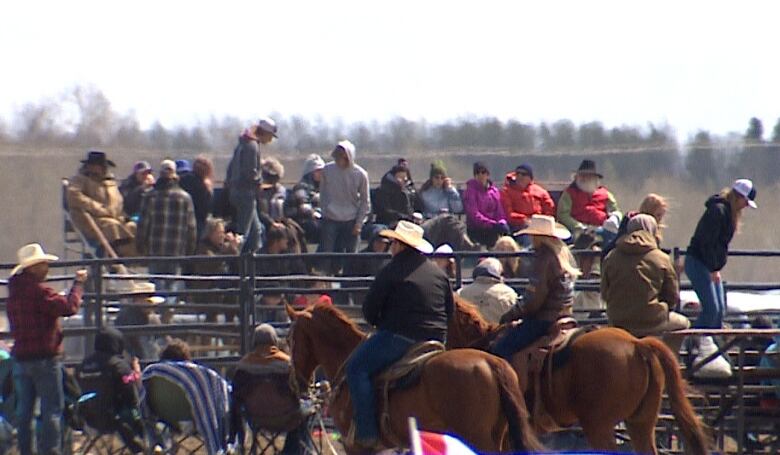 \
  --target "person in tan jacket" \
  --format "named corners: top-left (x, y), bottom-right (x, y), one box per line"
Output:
top-left (67, 151), bottom-right (136, 256)
top-left (601, 214), bottom-right (689, 338)
top-left (457, 258), bottom-right (518, 324)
